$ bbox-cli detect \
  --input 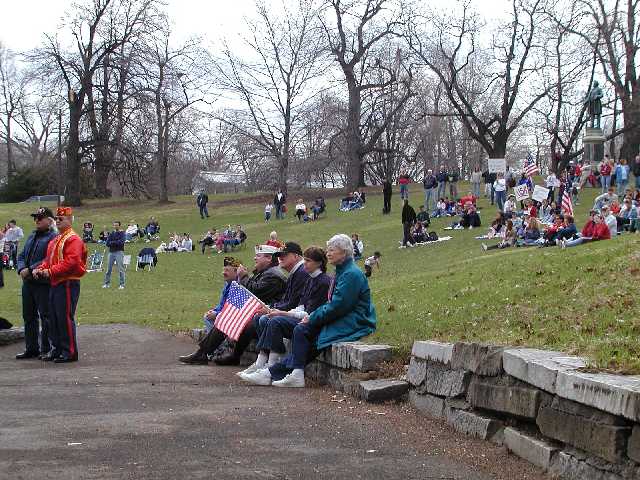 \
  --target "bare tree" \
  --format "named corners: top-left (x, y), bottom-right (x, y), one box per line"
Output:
top-left (407, 0), bottom-right (554, 162)
top-left (322, 0), bottom-right (413, 190)
top-left (0, 44), bottom-right (27, 179)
